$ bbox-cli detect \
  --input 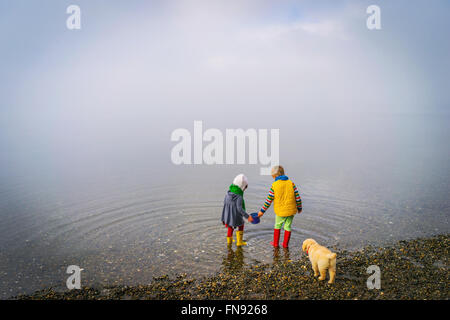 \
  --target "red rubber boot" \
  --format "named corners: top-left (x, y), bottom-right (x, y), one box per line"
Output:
top-left (271, 228), bottom-right (281, 247)
top-left (282, 230), bottom-right (291, 248)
